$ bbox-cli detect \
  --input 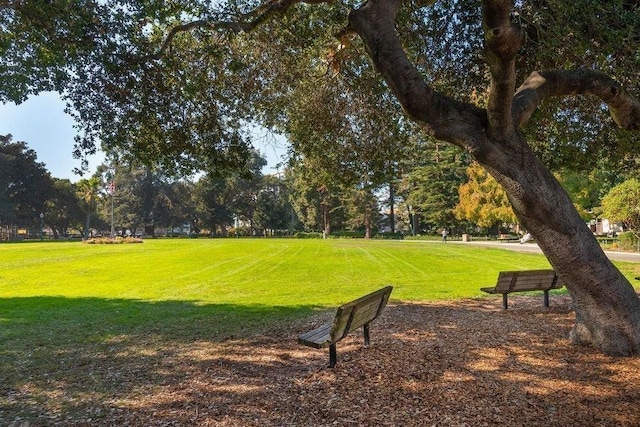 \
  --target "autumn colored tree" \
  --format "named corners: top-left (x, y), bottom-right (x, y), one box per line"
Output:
top-left (455, 162), bottom-right (516, 230)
